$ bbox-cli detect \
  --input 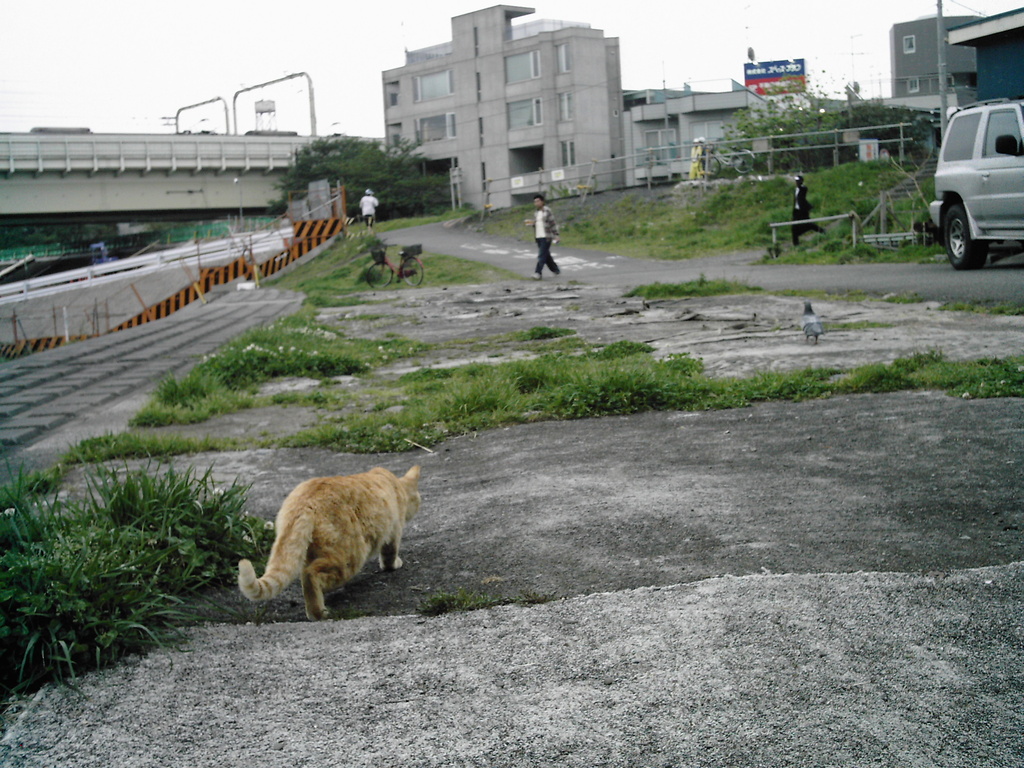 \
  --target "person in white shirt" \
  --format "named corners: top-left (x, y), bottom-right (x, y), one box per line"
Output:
top-left (359, 189), bottom-right (379, 230)
top-left (523, 194), bottom-right (561, 279)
